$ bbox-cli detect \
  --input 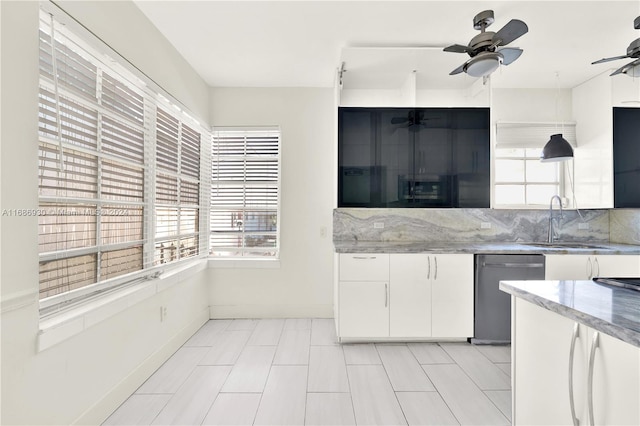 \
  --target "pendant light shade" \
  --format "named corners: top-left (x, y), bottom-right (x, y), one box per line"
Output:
top-left (540, 133), bottom-right (574, 162)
